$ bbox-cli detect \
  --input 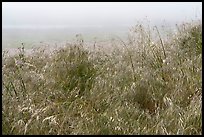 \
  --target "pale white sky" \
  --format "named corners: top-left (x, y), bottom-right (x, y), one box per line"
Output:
top-left (2, 2), bottom-right (202, 28)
